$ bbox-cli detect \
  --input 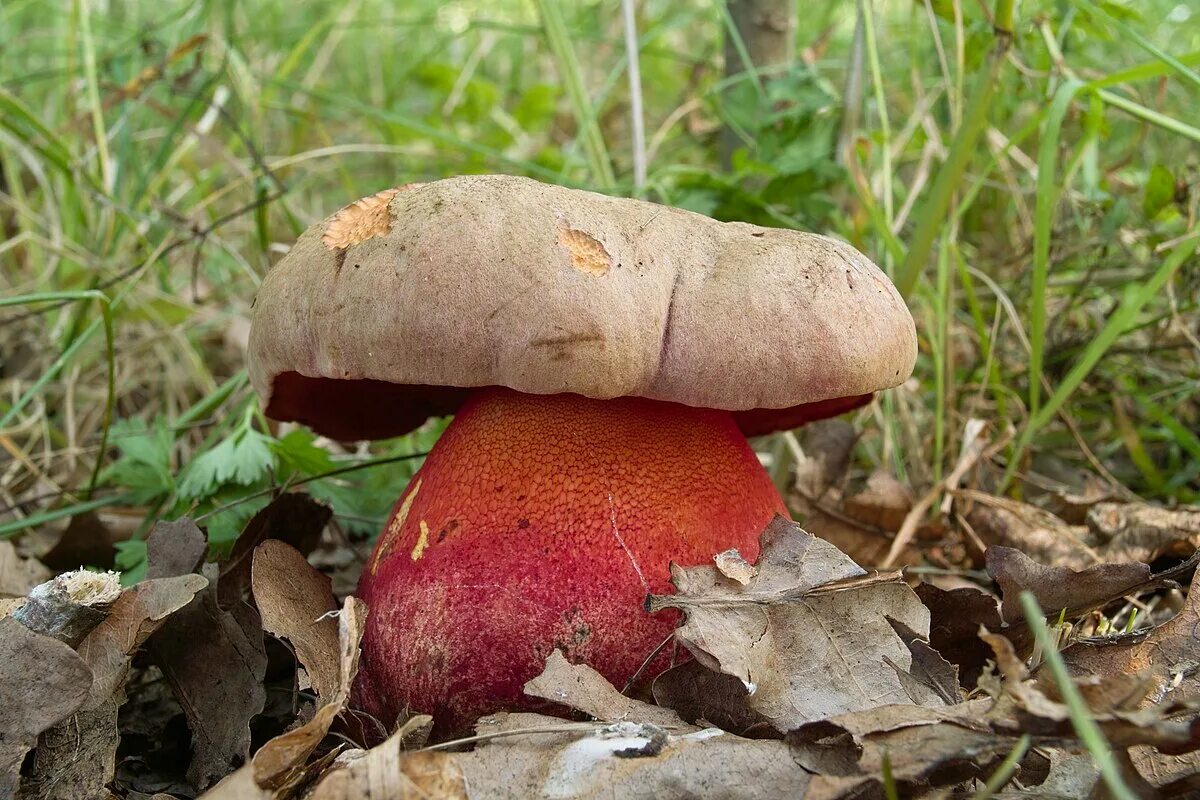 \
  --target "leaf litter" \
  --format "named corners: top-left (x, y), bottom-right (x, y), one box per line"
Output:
top-left (2, 488), bottom-right (1198, 798)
